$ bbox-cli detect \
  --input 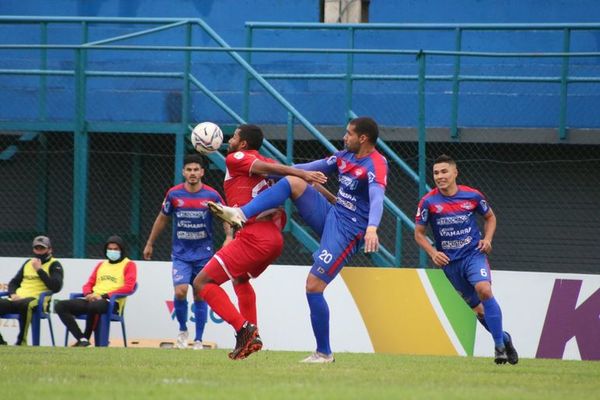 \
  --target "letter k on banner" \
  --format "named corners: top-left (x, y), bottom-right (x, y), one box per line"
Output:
top-left (536, 279), bottom-right (600, 360)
